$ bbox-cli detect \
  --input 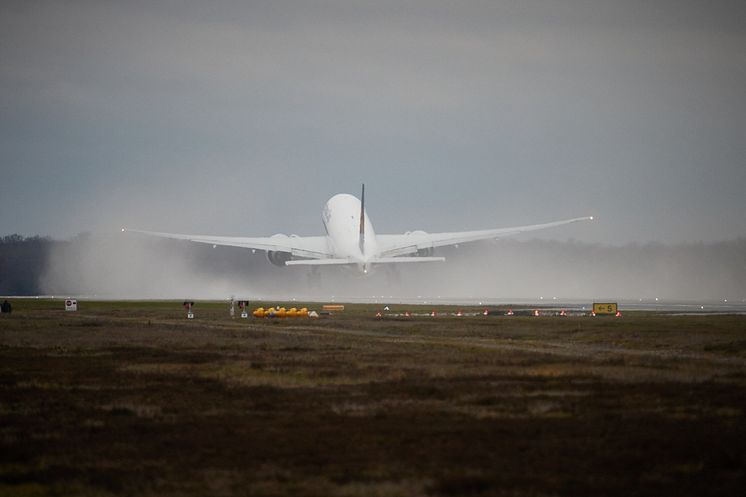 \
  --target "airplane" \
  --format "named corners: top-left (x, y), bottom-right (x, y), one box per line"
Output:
top-left (122, 185), bottom-right (593, 274)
